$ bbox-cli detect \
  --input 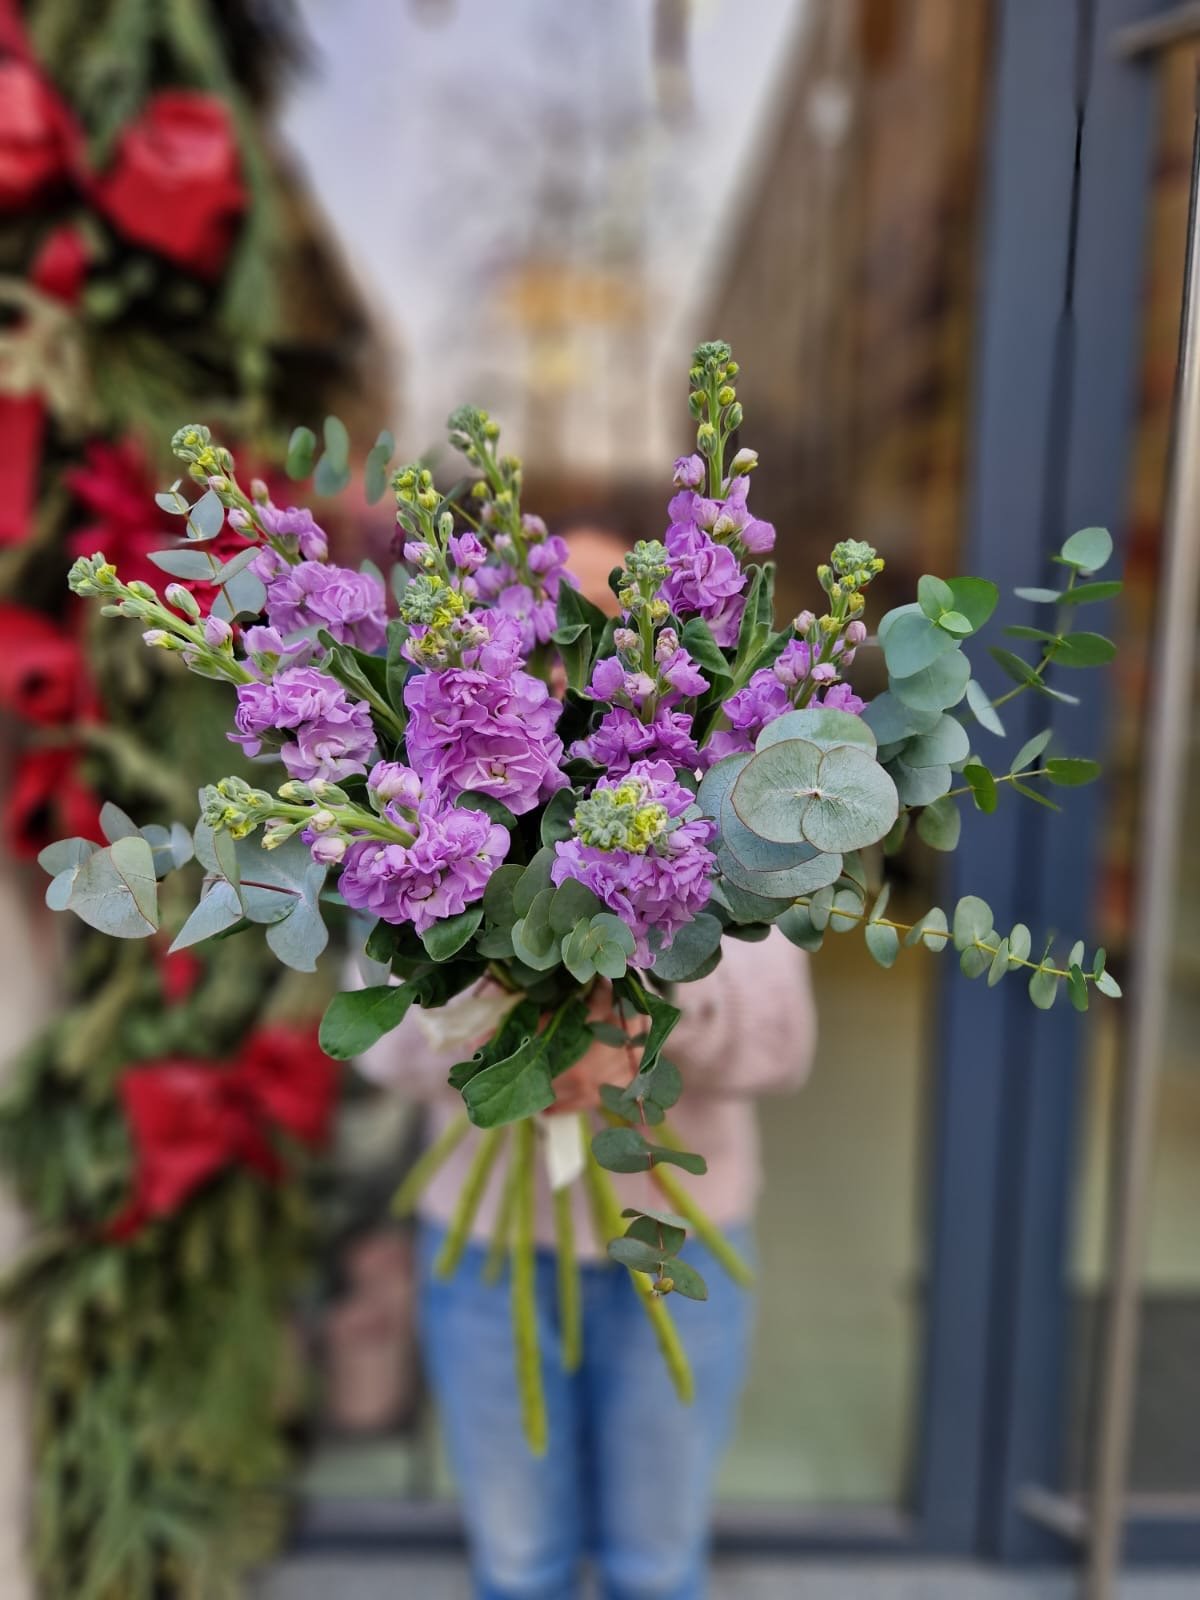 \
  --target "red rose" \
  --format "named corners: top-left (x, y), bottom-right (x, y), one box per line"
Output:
top-left (94, 91), bottom-right (246, 278)
top-left (0, 605), bottom-right (95, 725)
top-left (5, 747), bottom-right (103, 861)
top-left (0, 56), bottom-right (80, 211)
